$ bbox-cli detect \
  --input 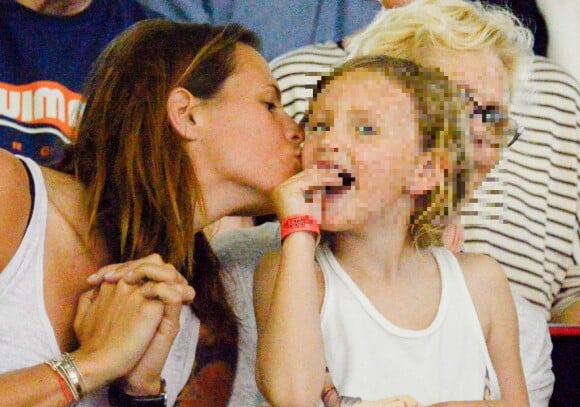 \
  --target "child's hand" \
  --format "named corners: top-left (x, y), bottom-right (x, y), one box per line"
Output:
top-left (271, 168), bottom-right (324, 221)
top-left (321, 377), bottom-right (424, 407)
